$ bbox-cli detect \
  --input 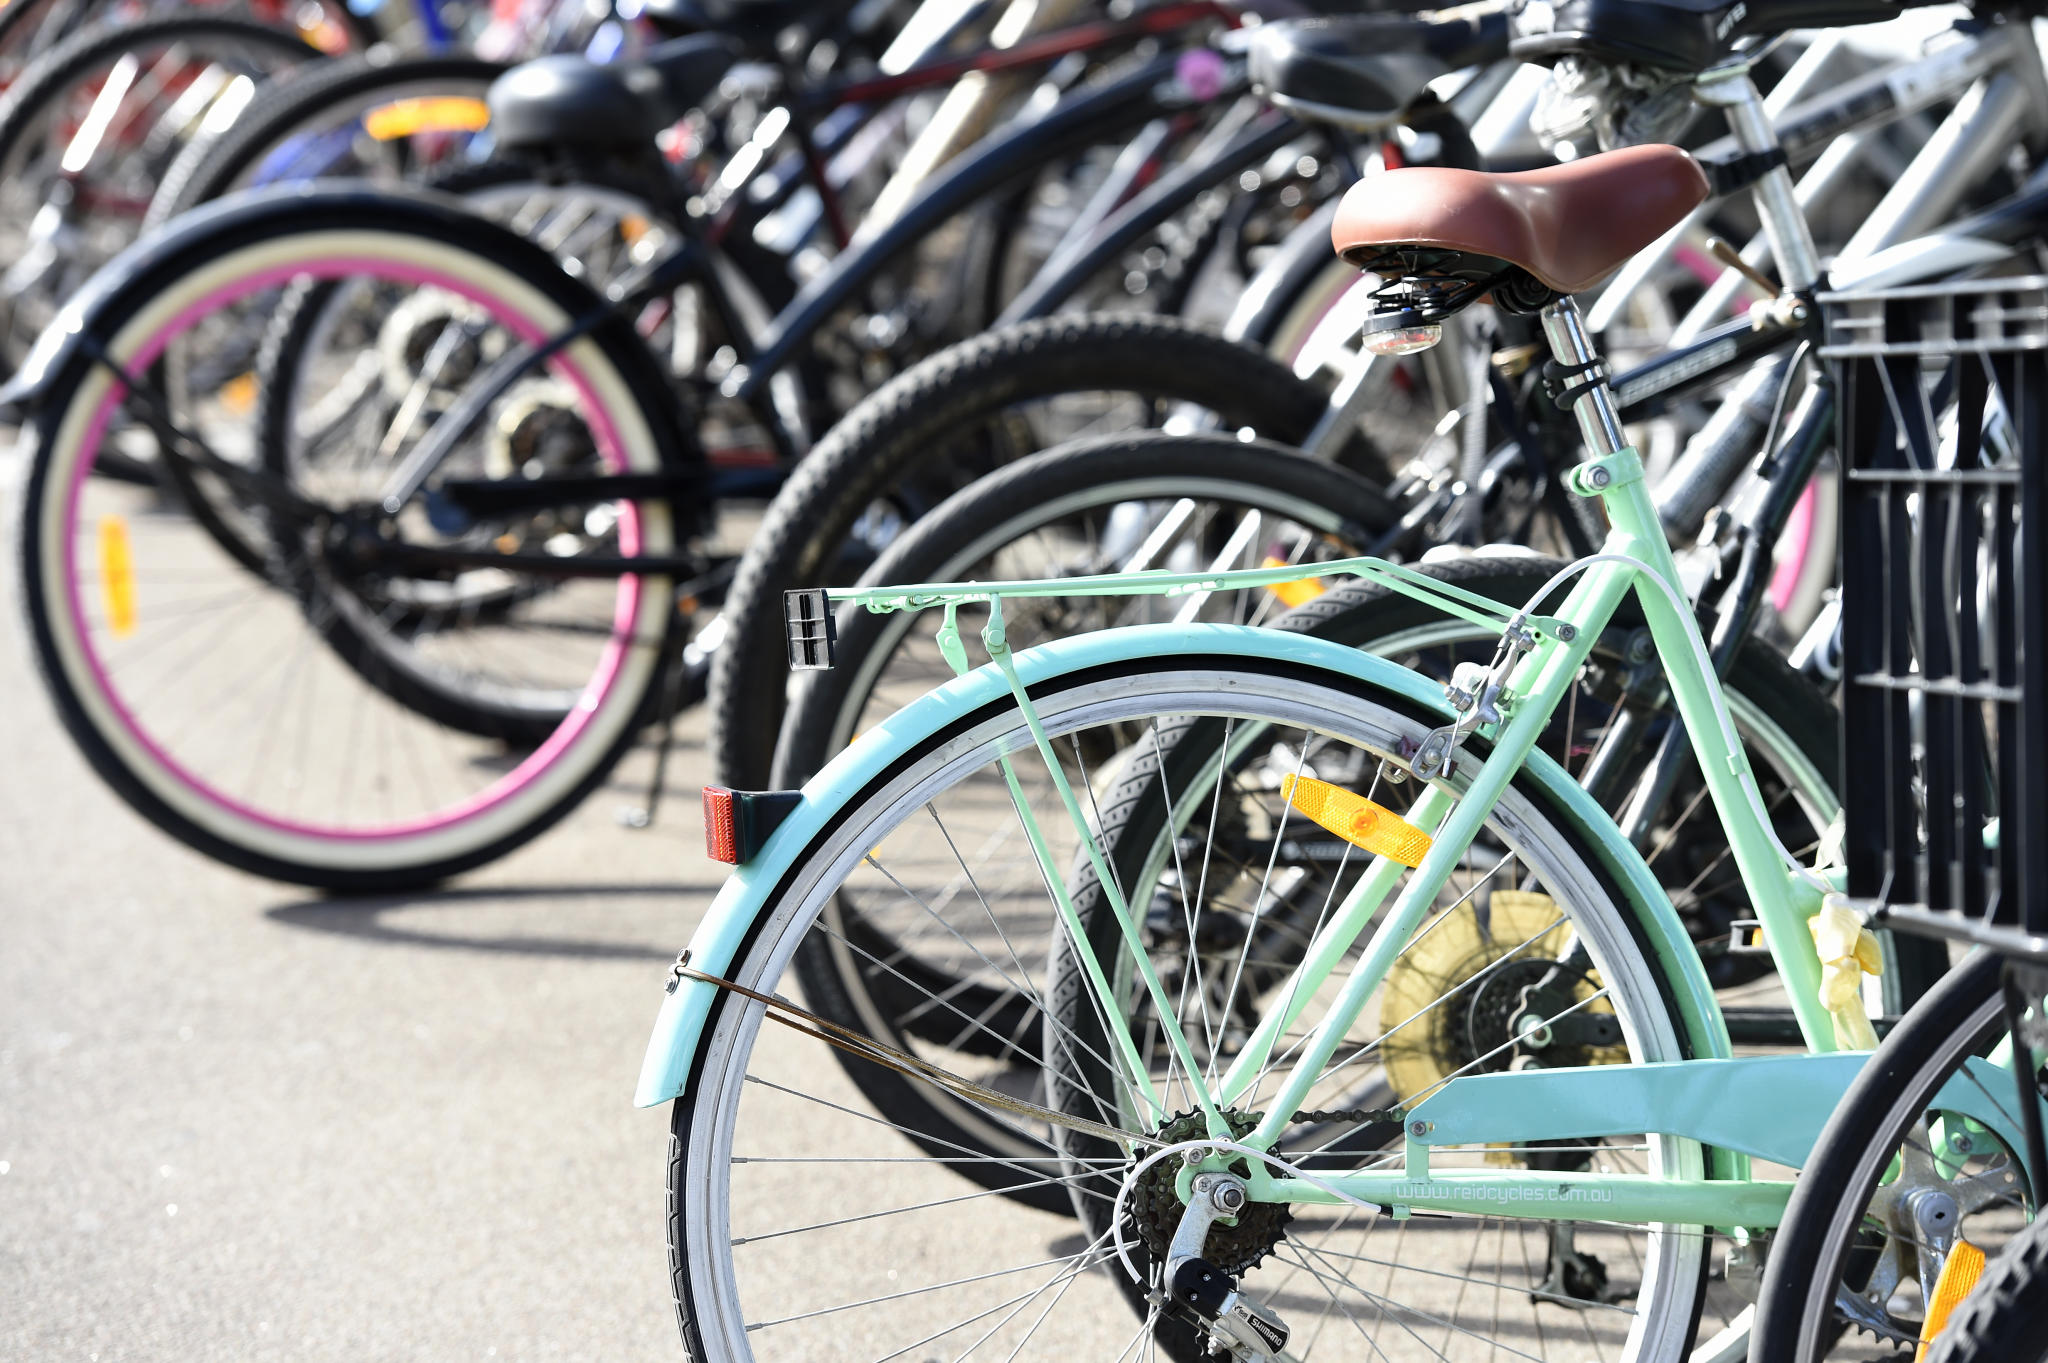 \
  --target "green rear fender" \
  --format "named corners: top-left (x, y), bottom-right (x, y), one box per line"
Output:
top-left (633, 623), bottom-right (1731, 1108)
